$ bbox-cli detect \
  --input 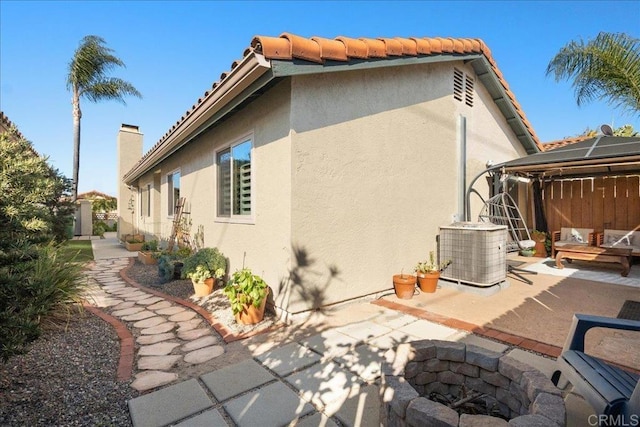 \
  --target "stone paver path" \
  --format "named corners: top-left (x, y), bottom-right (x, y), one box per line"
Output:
top-left (83, 258), bottom-right (225, 392)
